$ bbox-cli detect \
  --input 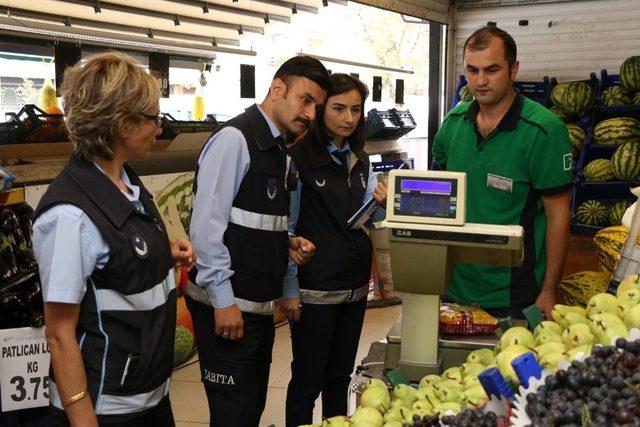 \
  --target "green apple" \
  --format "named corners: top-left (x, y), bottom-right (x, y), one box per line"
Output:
top-left (534, 341), bottom-right (566, 359)
top-left (562, 323), bottom-right (595, 349)
top-left (382, 407), bottom-right (403, 423)
top-left (392, 384), bottom-right (417, 407)
top-left (350, 406), bottom-right (383, 427)
top-left (418, 374), bottom-right (441, 389)
top-left (432, 380), bottom-right (464, 403)
top-left (360, 385), bottom-right (391, 413)
top-left (566, 344), bottom-right (592, 360)
top-left (534, 321), bottom-right (563, 337)
top-left (587, 293), bottom-right (623, 318)
top-left (464, 384), bottom-right (489, 407)
top-left (539, 352), bottom-right (568, 371)
top-left (624, 303), bottom-right (640, 330)
top-left (534, 331), bottom-right (563, 346)
top-left (442, 367), bottom-right (462, 383)
top-left (596, 322), bottom-right (629, 345)
top-left (466, 348), bottom-right (495, 365)
top-left (499, 326), bottom-right (535, 349)
top-left (495, 344), bottom-right (531, 384)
